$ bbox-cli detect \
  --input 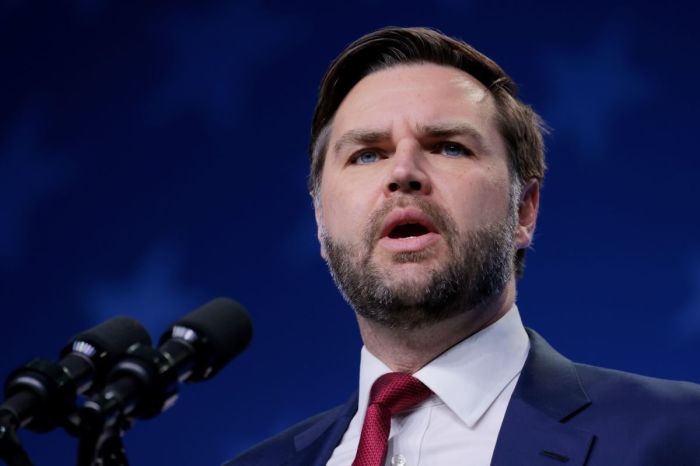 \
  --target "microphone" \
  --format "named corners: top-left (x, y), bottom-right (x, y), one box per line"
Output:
top-left (80, 297), bottom-right (252, 424)
top-left (0, 316), bottom-right (152, 433)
